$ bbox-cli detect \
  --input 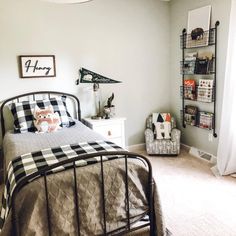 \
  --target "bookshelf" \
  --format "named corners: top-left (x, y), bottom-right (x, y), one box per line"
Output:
top-left (180, 21), bottom-right (220, 138)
